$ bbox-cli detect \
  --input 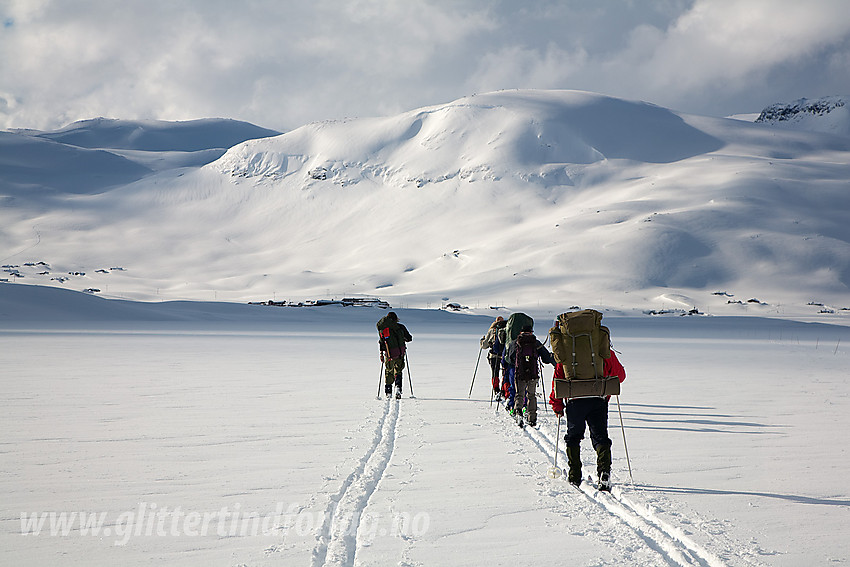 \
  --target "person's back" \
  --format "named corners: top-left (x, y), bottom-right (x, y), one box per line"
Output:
top-left (377, 313), bottom-right (411, 359)
top-left (377, 312), bottom-right (412, 399)
top-left (548, 311), bottom-right (626, 490)
top-left (481, 317), bottom-right (506, 398)
top-left (506, 326), bottom-right (555, 428)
